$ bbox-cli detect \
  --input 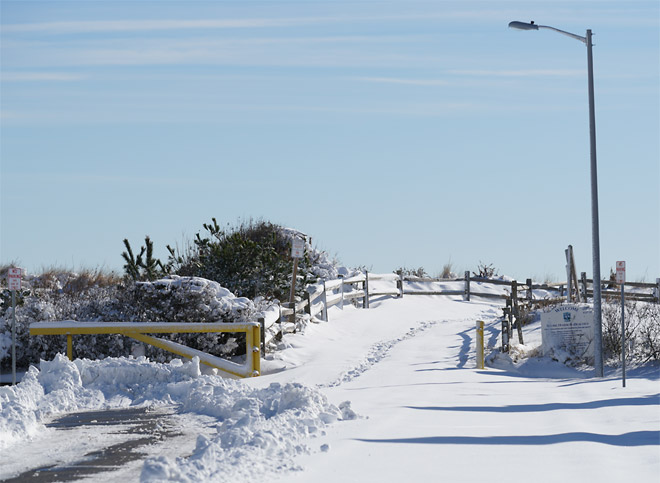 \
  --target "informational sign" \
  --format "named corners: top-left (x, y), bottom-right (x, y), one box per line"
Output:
top-left (541, 304), bottom-right (594, 360)
top-left (8, 268), bottom-right (22, 291)
top-left (616, 261), bottom-right (625, 285)
top-left (291, 239), bottom-right (304, 258)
